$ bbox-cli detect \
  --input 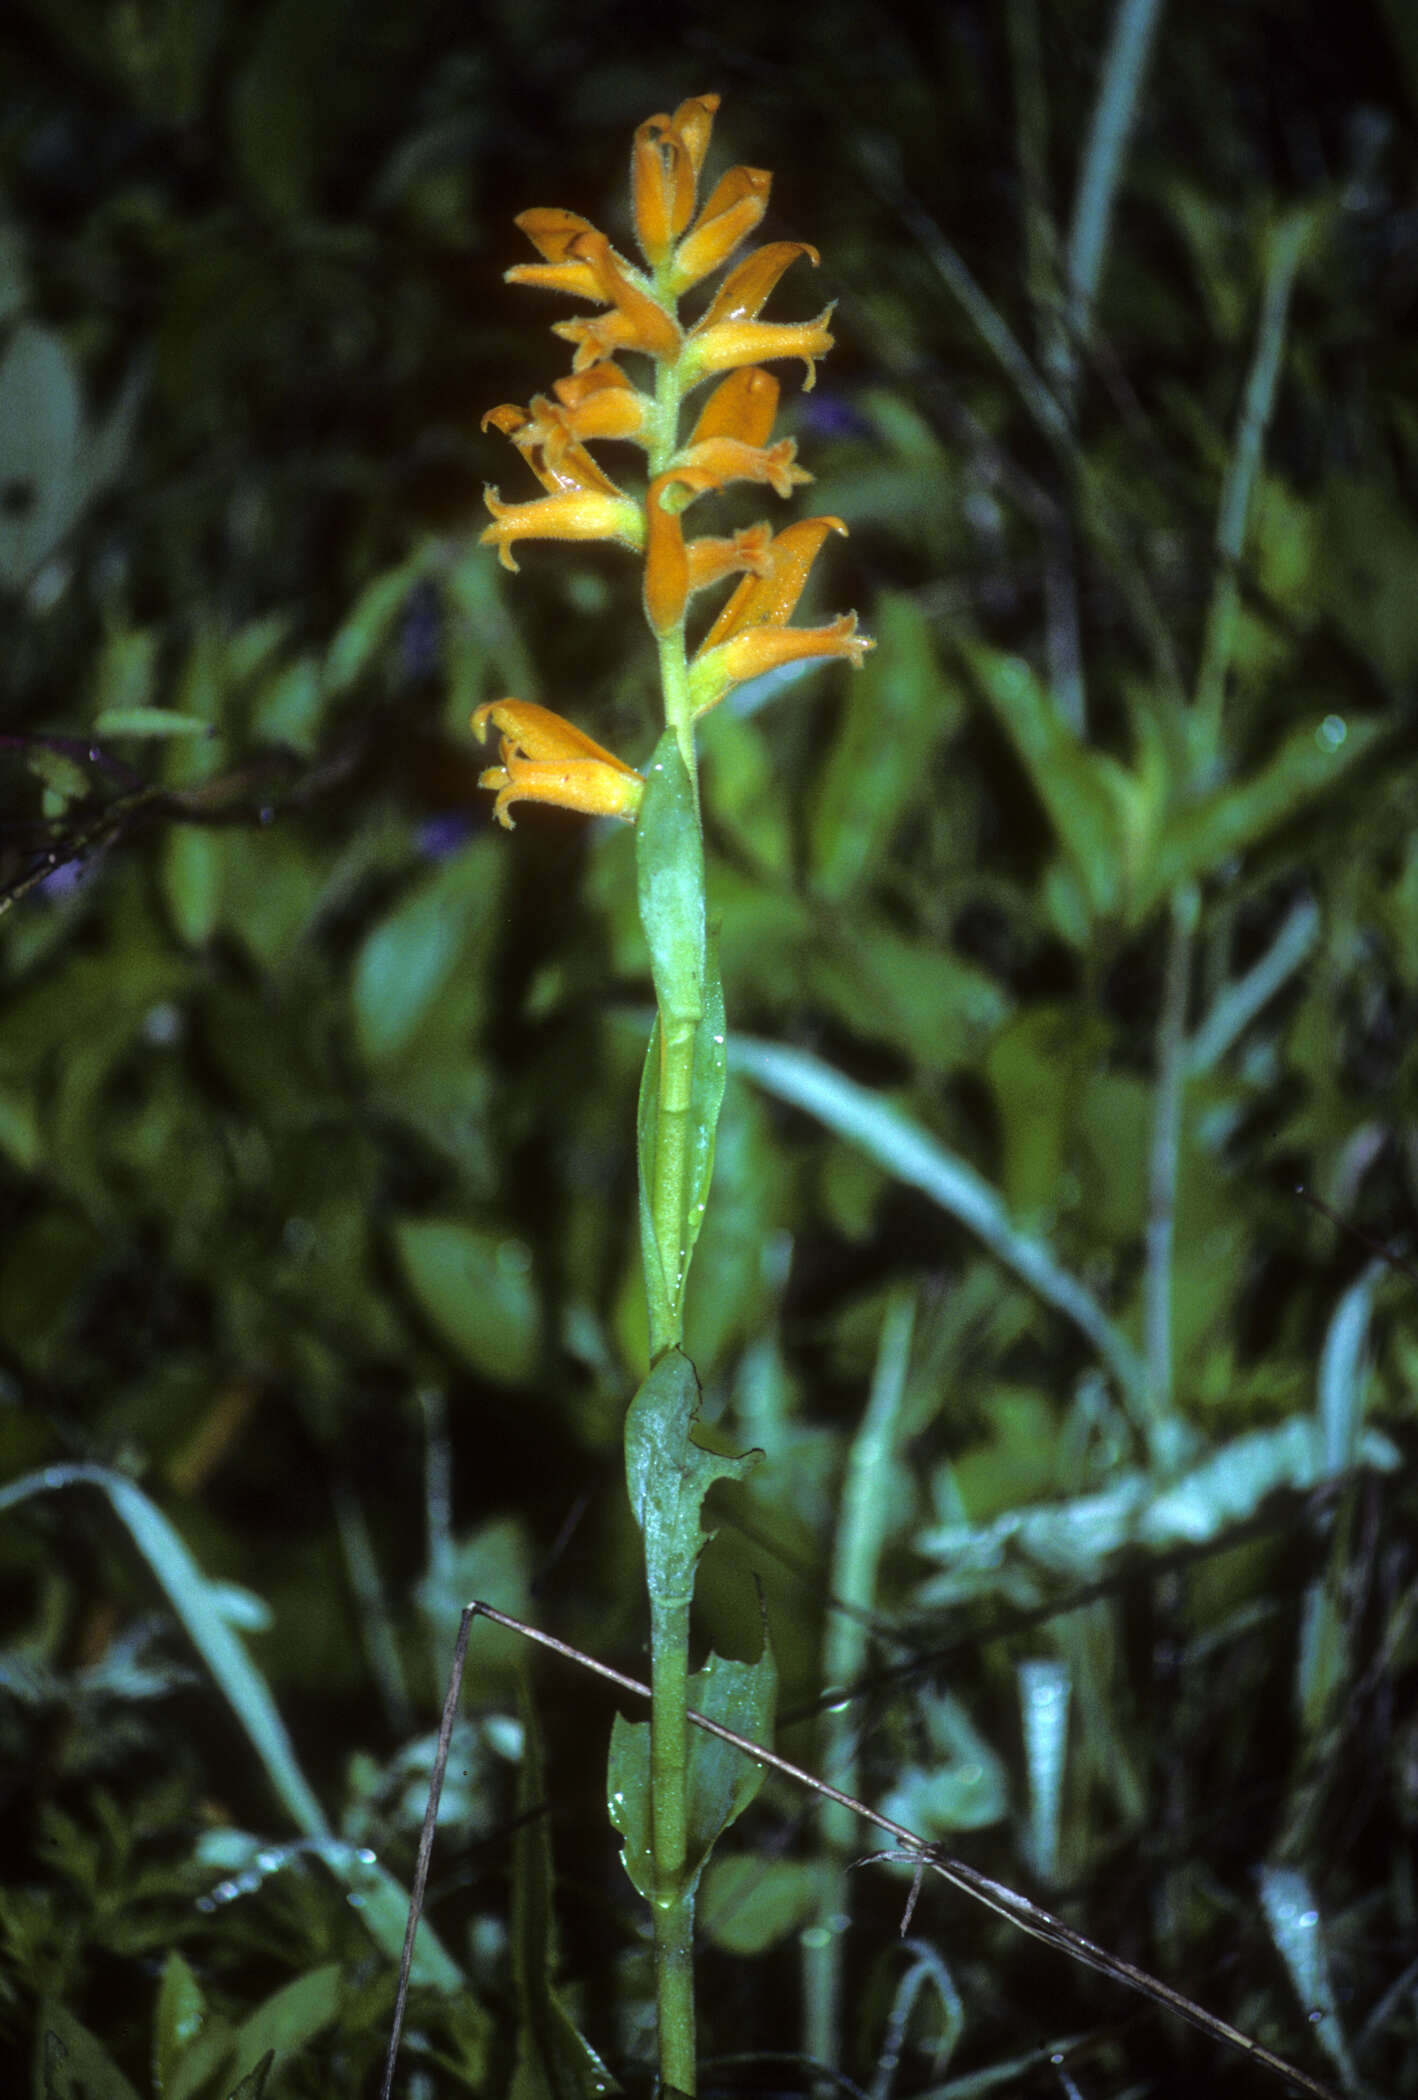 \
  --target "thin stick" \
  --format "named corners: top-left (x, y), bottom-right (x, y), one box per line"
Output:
top-left (378, 1607), bottom-right (473, 2100)
top-left (380, 1602), bottom-right (1345, 2100)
